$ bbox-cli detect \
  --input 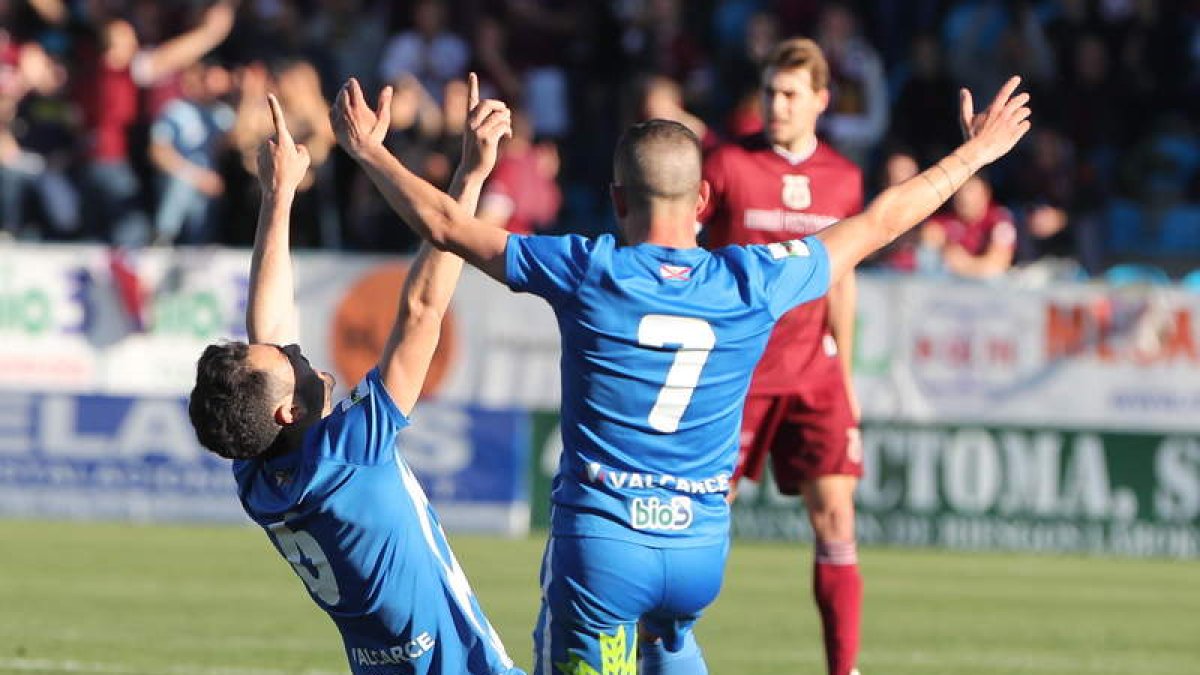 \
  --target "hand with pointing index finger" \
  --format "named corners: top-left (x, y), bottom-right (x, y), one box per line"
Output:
top-left (459, 72), bottom-right (513, 179)
top-left (257, 94), bottom-right (311, 197)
